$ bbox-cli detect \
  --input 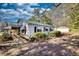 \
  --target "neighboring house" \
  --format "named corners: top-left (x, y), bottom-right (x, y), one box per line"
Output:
top-left (54, 26), bottom-right (70, 33)
top-left (3, 22), bottom-right (21, 33)
top-left (20, 22), bottom-right (53, 36)
top-left (3, 26), bottom-right (11, 30)
top-left (9, 22), bottom-right (21, 33)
